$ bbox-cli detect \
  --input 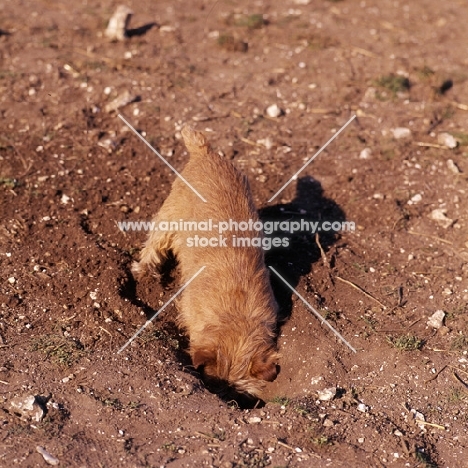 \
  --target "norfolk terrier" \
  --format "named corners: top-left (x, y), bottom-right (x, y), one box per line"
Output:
top-left (132, 126), bottom-right (280, 400)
